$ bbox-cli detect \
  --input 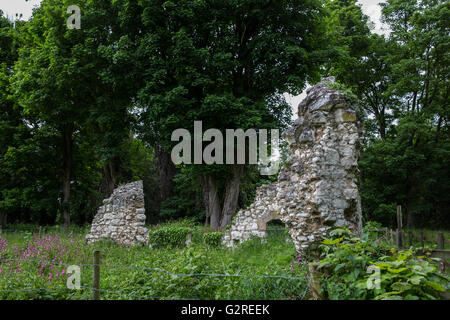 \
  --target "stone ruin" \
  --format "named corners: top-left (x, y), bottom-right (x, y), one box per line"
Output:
top-left (86, 181), bottom-right (149, 246)
top-left (222, 77), bottom-right (364, 256)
